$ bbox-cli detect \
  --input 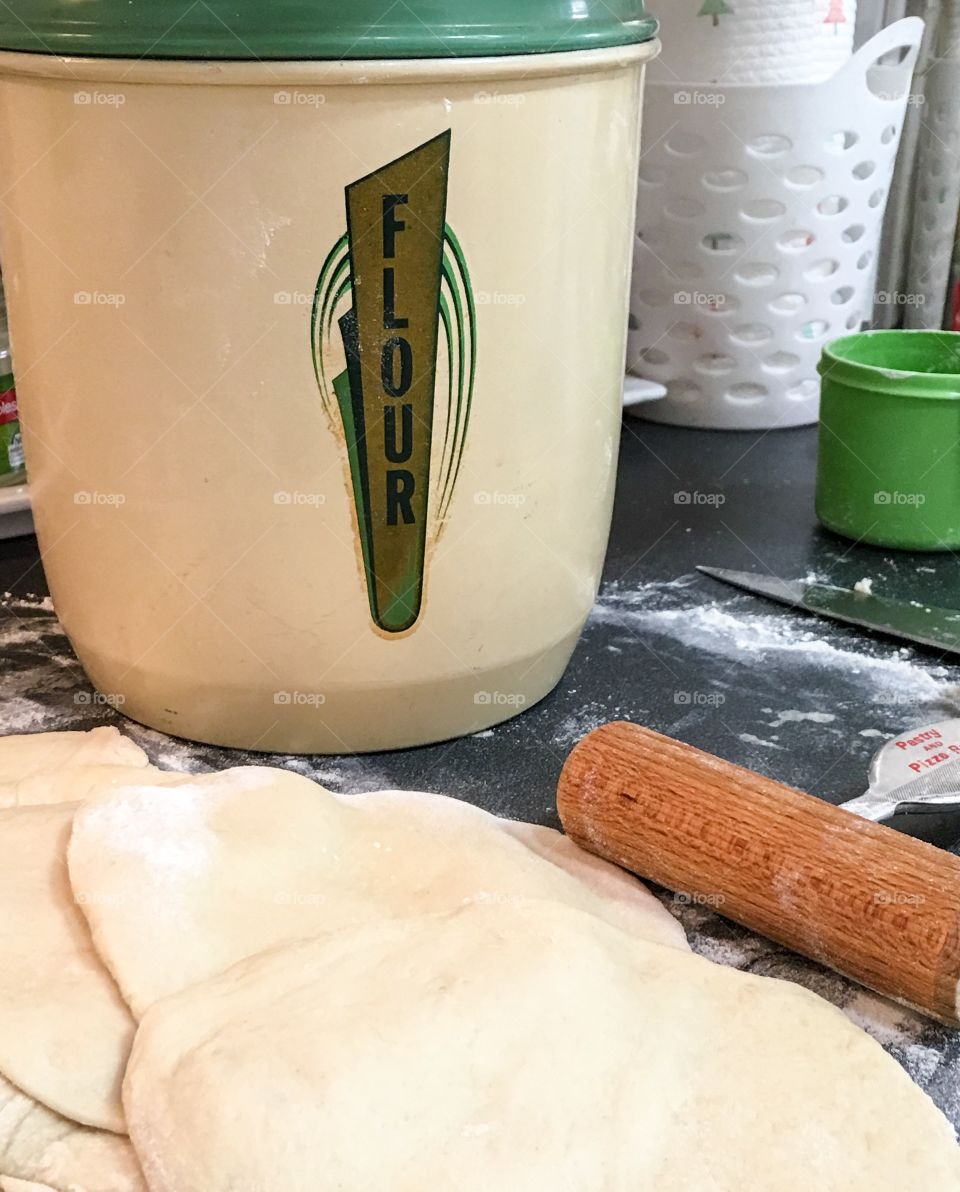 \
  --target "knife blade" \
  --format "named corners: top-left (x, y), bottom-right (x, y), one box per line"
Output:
top-left (697, 566), bottom-right (960, 658)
